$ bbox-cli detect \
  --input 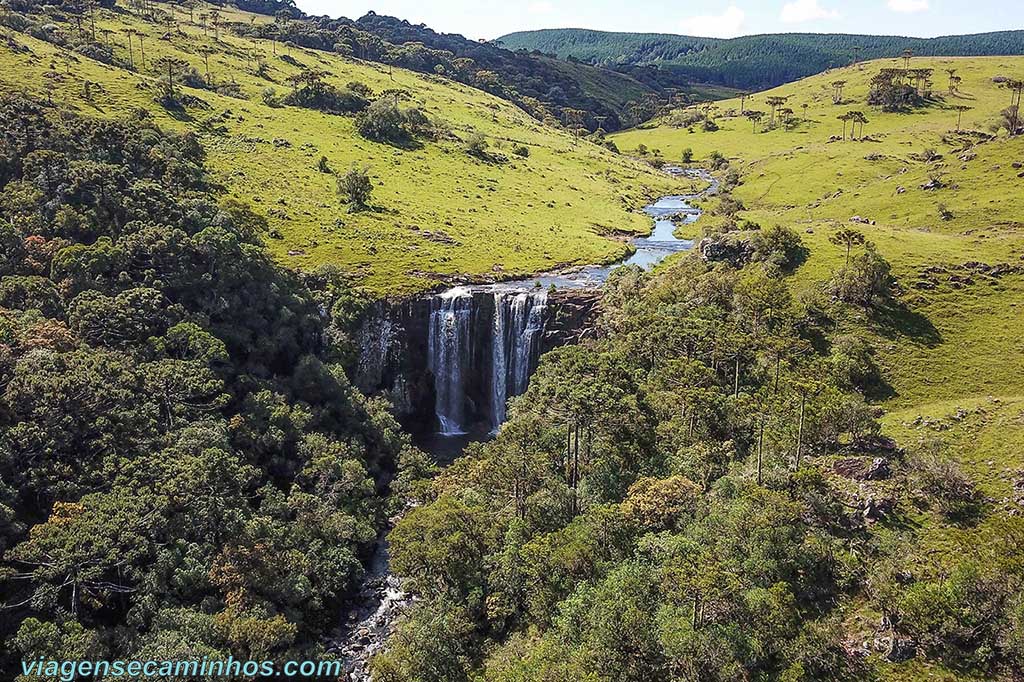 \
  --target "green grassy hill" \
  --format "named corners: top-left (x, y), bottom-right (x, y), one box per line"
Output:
top-left (613, 55), bottom-right (1024, 680)
top-left (0, 1), bottom-right (677, 295)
